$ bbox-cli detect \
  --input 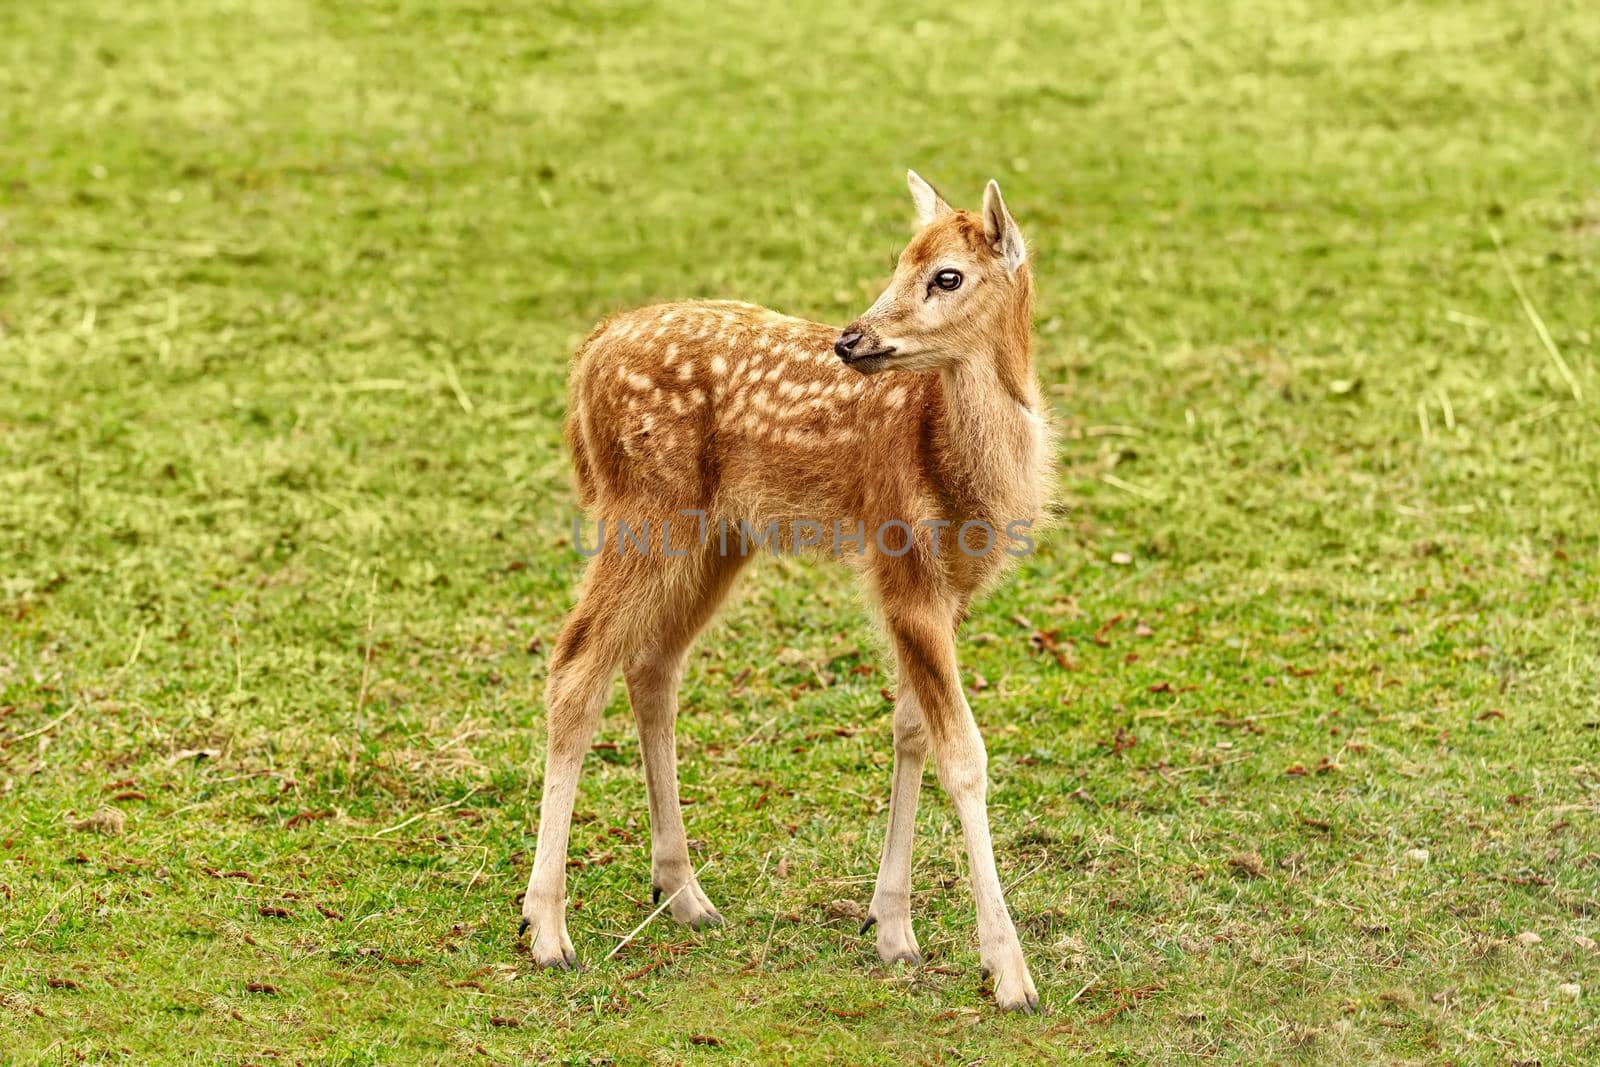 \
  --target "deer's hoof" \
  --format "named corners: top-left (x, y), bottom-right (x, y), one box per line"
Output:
top-left (984, 955), bottom-right (1039, 1014)
top-left (524, 915), bottom-right (577, 971)
top-left (653, 878), bottom-right (724, 929)
top-left (864, 909), bottom-right (922, 967)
